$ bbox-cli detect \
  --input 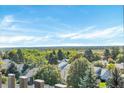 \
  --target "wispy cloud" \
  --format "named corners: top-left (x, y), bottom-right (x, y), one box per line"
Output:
top-left (59, 26), bottom-right (123, 39)
top-left (0, 35), bottom-right (49, 44)
top-left (0, 14), bottom-right (123, 47)
top-left (0, 15), bottom-right (14, 28)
